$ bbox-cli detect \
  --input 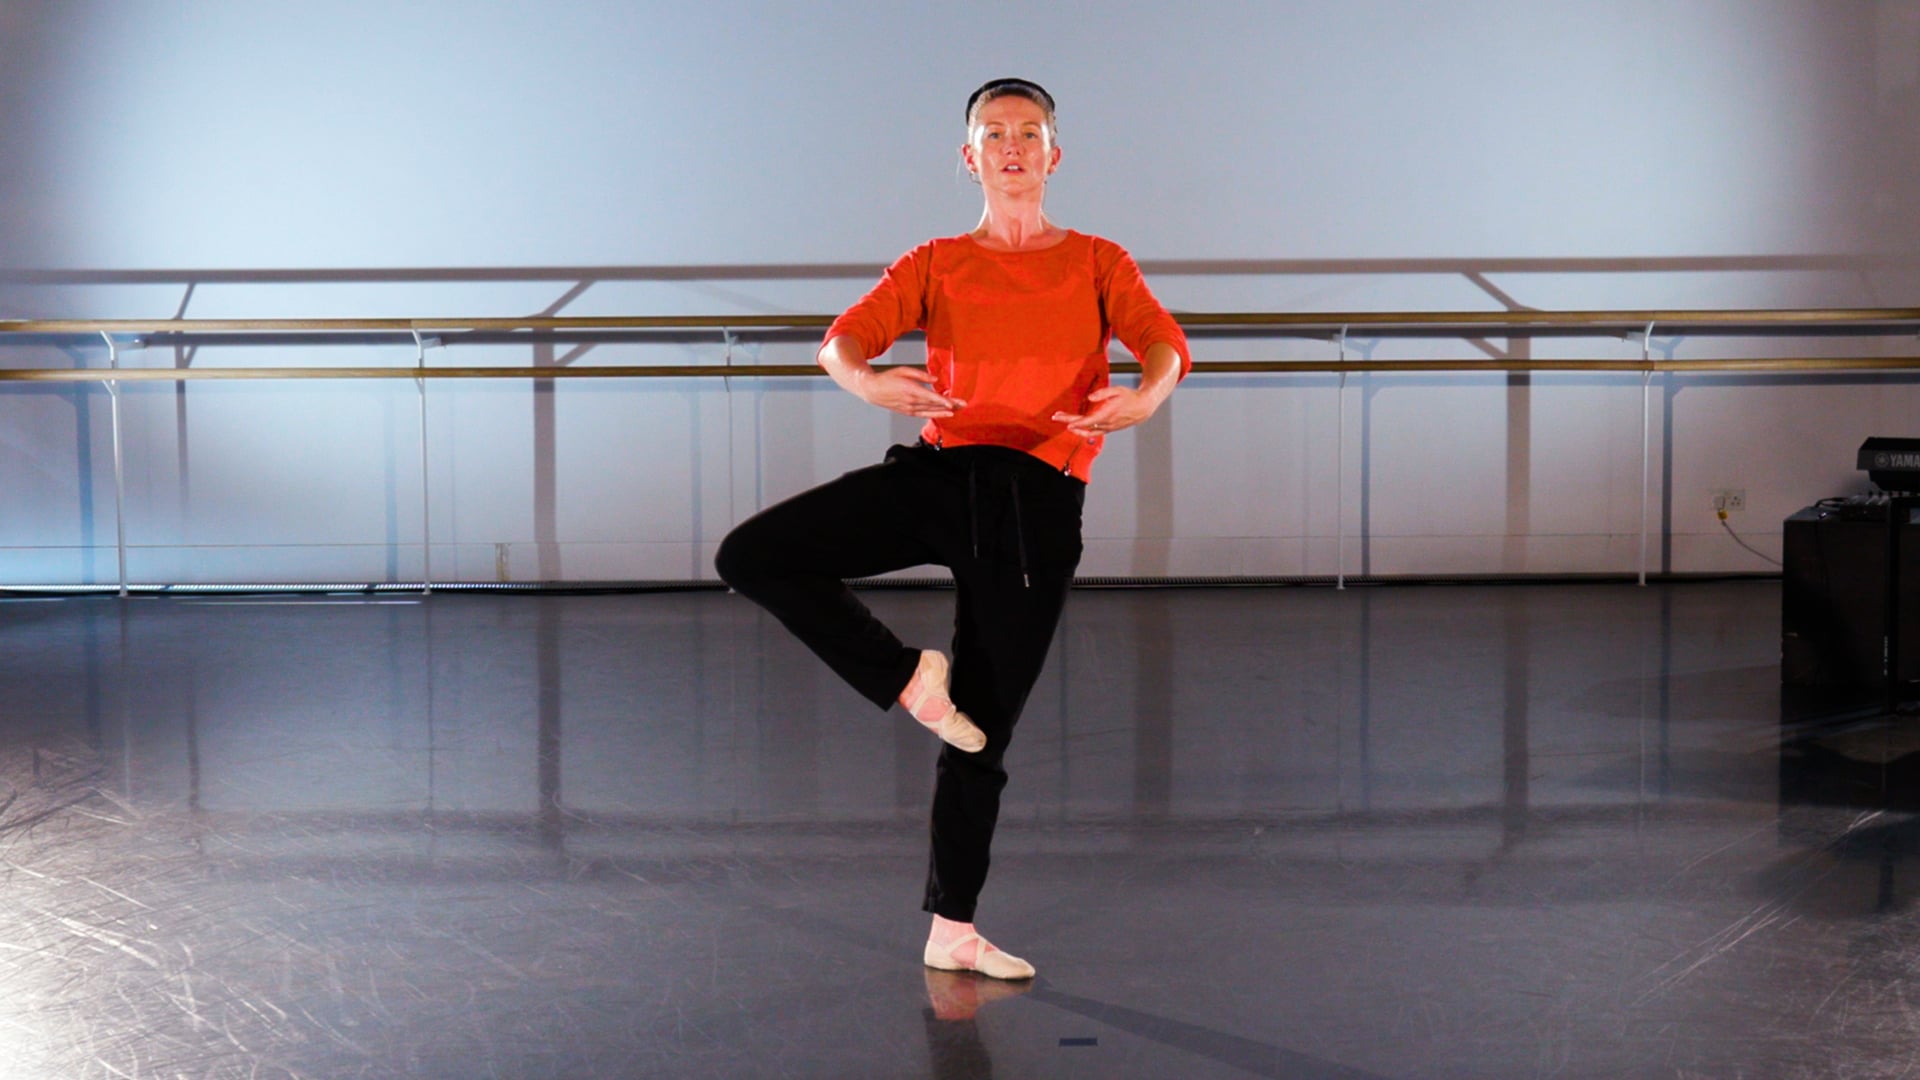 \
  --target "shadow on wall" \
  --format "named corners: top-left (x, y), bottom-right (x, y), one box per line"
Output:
top-left (0, 3), bottom-right (59, 276)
